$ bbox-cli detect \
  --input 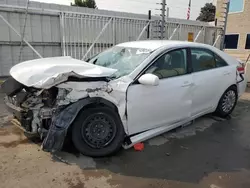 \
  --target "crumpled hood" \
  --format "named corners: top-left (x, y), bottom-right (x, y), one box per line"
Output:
top-left (10, 56), bottom-right (117, 89)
